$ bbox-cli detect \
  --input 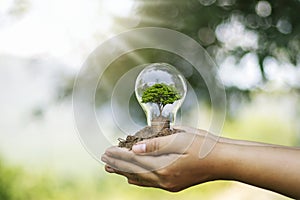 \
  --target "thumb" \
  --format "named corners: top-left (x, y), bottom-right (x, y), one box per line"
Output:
top-left (132, 132), bottom-right (196, 155)
top-left (132, 137), bottom-right (163, 154)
